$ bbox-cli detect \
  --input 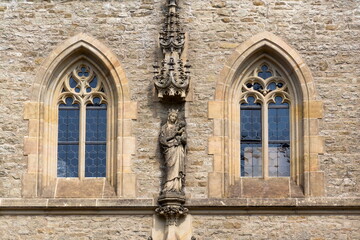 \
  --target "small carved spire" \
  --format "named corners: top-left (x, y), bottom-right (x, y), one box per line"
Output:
top-left (153, 0), bottom-right (191, 101)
